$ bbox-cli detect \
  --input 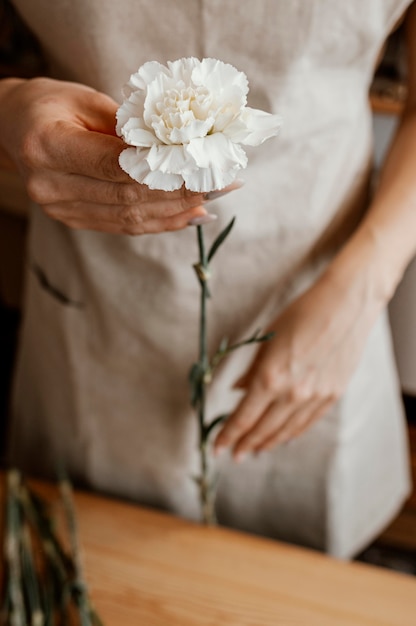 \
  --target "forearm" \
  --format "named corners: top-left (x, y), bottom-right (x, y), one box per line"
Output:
top-left (328, 2), bottom-right (416, 308)
top-left (0, 78), bottom-right (26, 170)
top-left (327, 104), bottom-right (416, 309)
